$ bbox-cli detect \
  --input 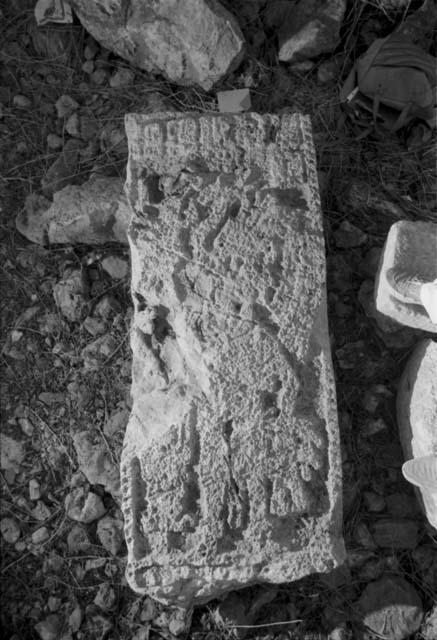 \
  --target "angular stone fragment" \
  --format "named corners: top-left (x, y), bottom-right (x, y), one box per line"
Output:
top-left (121, 112), bottom-right (345, 606)
top-left (375, 221), bottom-right (437, 332)
top-left (397, 339), bottom-right (437, 528)
top-left (69, 0), bottom-right (245, 90)
top-left (17, 177), bottom-right (130, 246)
top-left (278, 0), bottom-right (346, 63)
